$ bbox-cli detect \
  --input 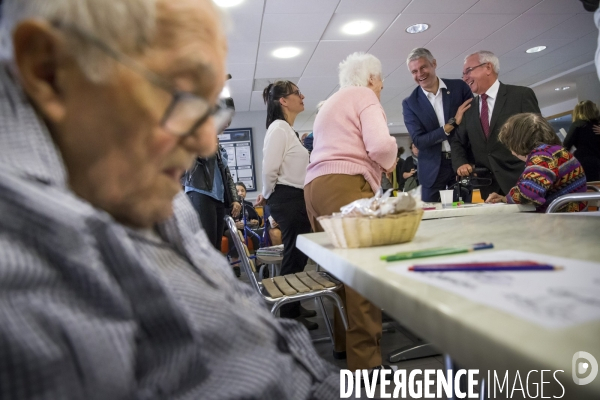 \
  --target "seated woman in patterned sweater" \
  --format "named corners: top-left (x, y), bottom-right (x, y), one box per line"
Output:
top-left (486, 113), bottom-right (587, 212)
